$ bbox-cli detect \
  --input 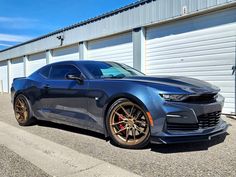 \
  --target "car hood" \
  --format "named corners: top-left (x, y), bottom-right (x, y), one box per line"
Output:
top-left (122, 75), bottom-right (220, 94)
